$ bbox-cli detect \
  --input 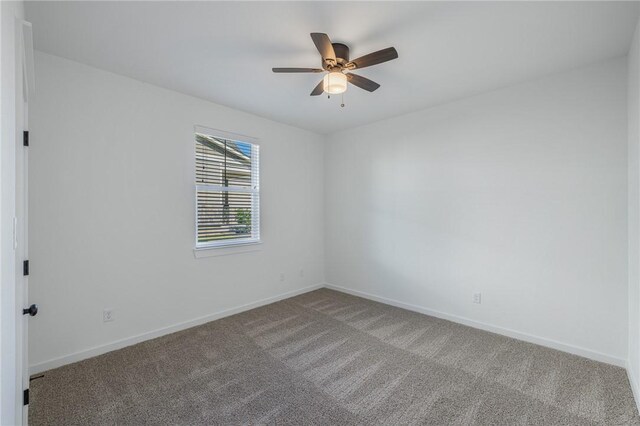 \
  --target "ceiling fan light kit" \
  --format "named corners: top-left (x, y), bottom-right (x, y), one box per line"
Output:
top-left (323, 72), bottom-right (347, 94)
top-left (273, 32), bottom-right (398, 103)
